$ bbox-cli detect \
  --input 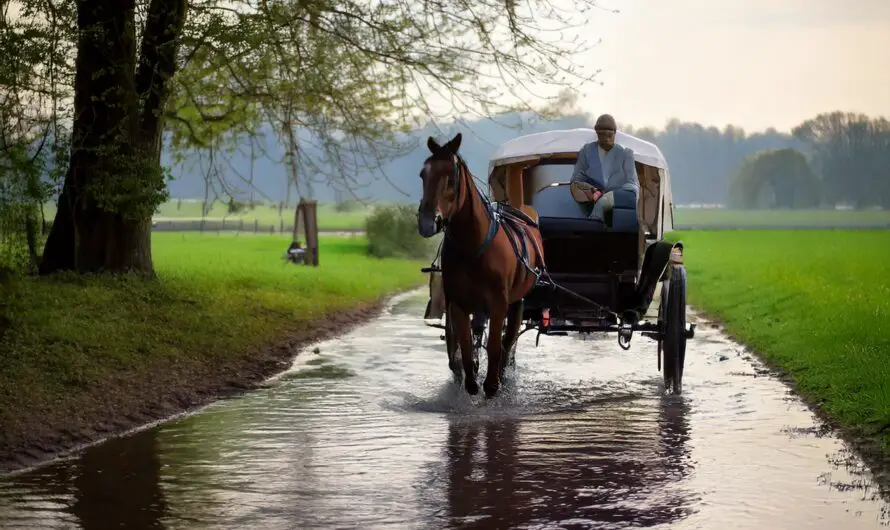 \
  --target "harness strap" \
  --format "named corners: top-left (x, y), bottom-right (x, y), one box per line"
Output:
top-left (501, 216), bottom-right (532, 283)
top-left (473, 206), bottom-right (500, 259)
